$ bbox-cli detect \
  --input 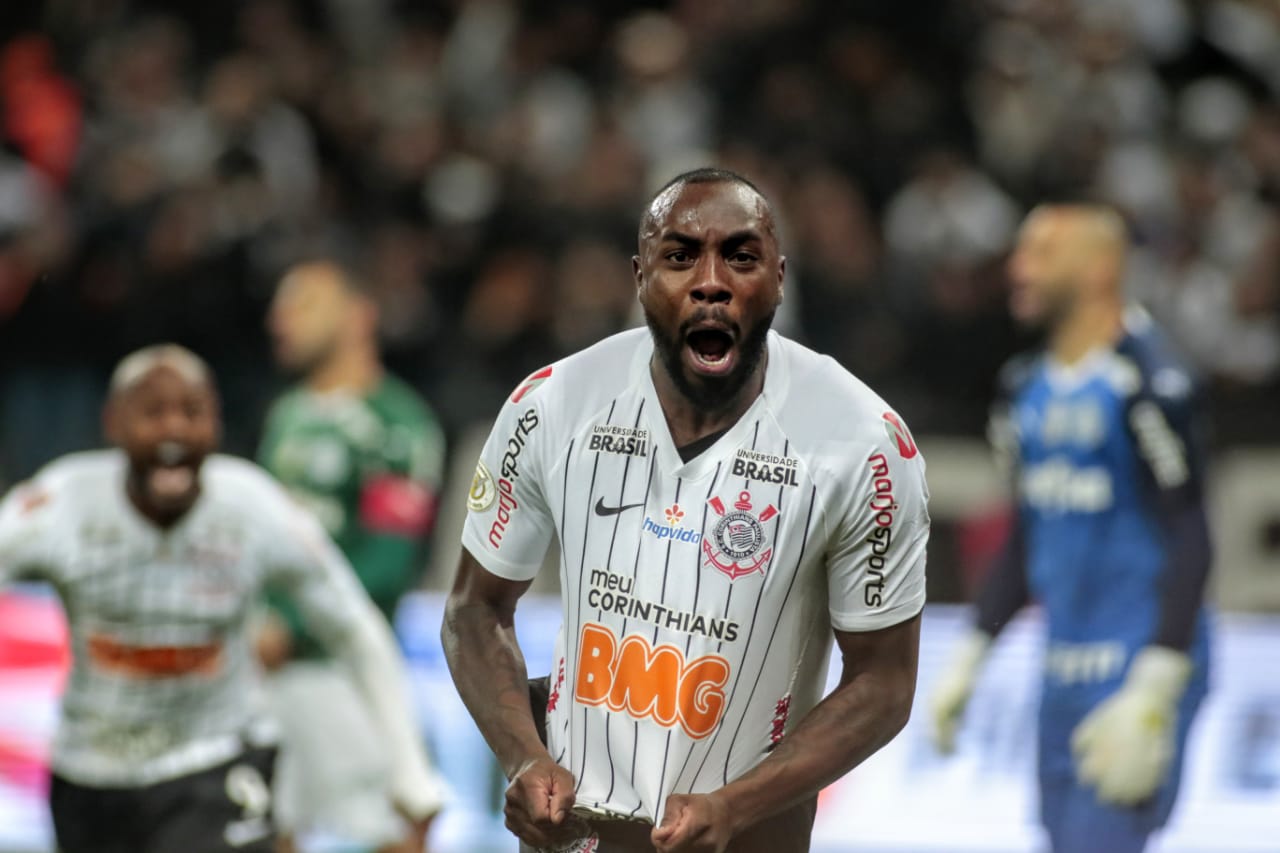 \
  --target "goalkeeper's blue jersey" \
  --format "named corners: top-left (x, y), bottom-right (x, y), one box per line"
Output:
top-left (994, 311), bottom-right (1211, 692)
